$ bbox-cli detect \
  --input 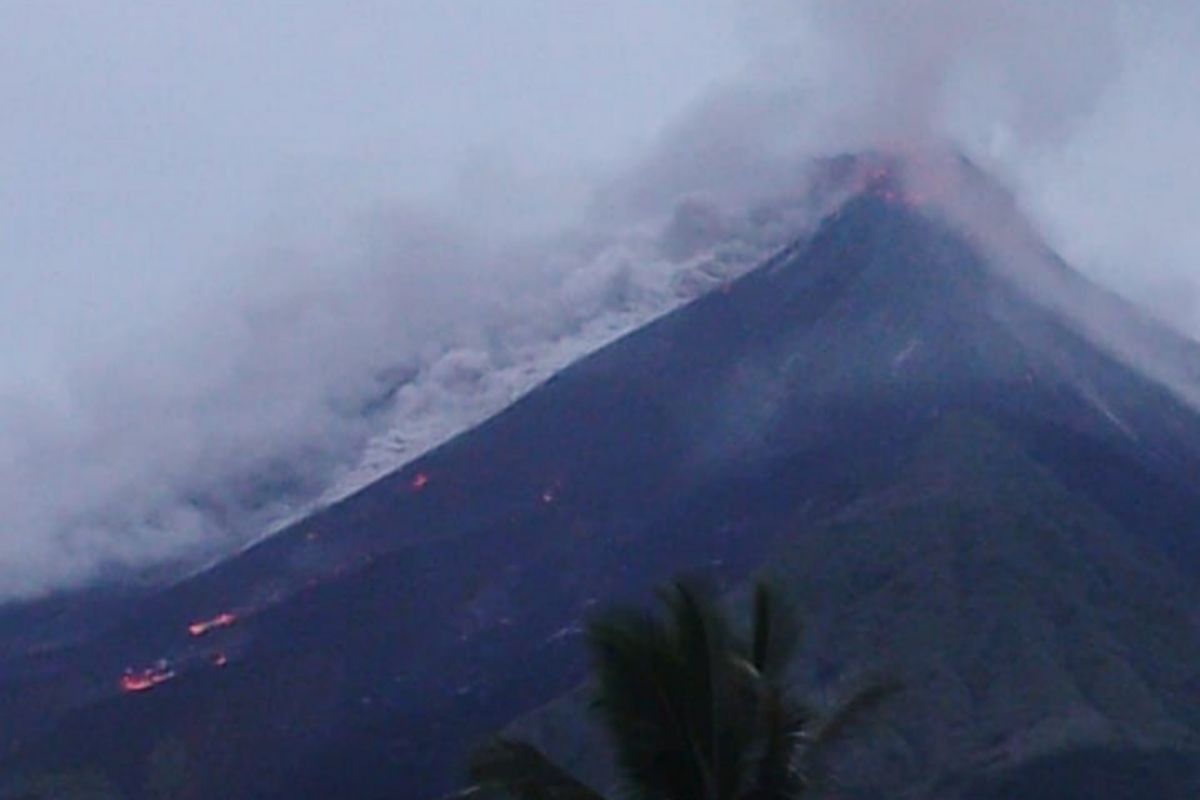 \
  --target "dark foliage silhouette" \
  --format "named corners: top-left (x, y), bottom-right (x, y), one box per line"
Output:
top-left (464, 580), bottom-right (894, 800)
